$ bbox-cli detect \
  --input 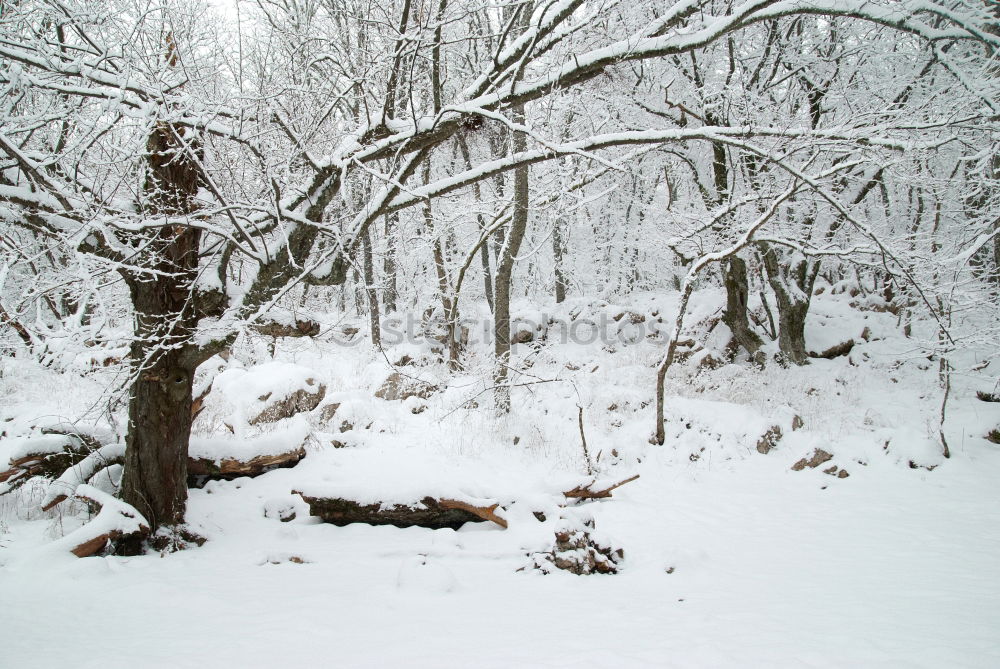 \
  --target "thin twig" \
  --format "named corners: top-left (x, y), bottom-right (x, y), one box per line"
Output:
top-left (577, 405), bottom-right (593, 476)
